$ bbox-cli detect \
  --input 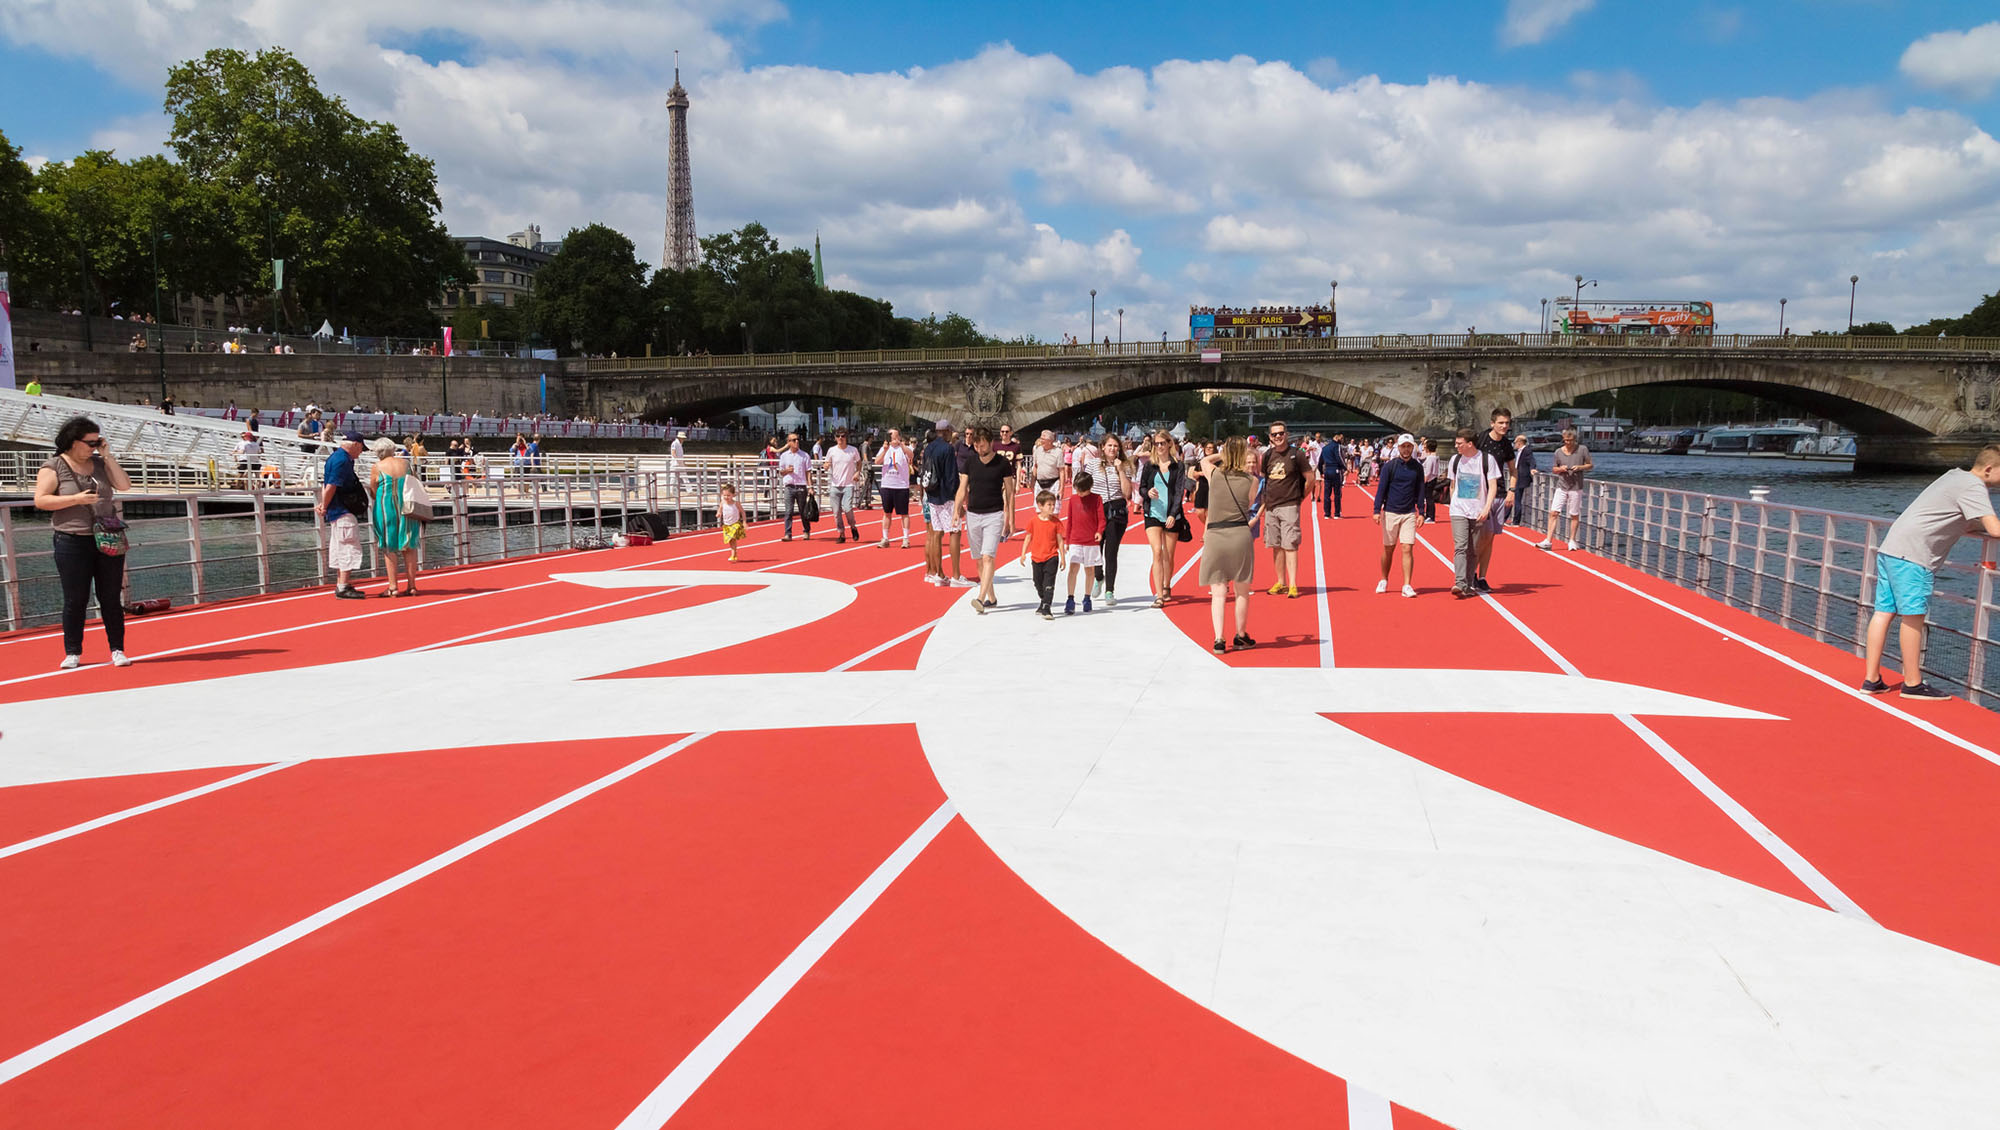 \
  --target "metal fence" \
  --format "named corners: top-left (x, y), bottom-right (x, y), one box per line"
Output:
top-left (0, 462), bottom-right (838, 631)
top-left (1537, 477), bottom-right (2000, 705)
